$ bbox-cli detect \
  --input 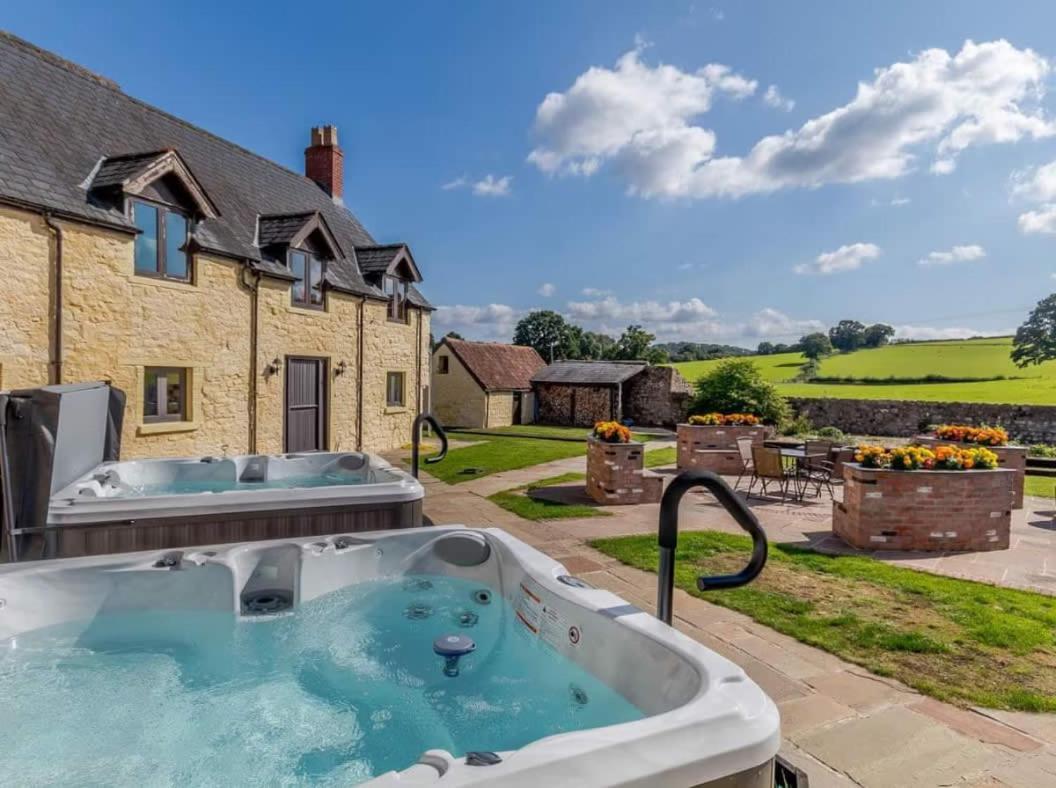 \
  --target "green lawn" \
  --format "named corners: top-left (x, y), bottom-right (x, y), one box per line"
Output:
top-left (457, 424), bottom-right (650, 442)
top-left (644, 446), bottom-right (677, 467)
top-left (421, 432), bottom-right (586, 483)
top-left (592, 531), bottom-right (1056, 712)
top-left (1025, 475), bottom-right (1055, 499)
top-left (672, 337), bottom-right (1056, 405)
top-left (488, 472), bottom-right (609, 521)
